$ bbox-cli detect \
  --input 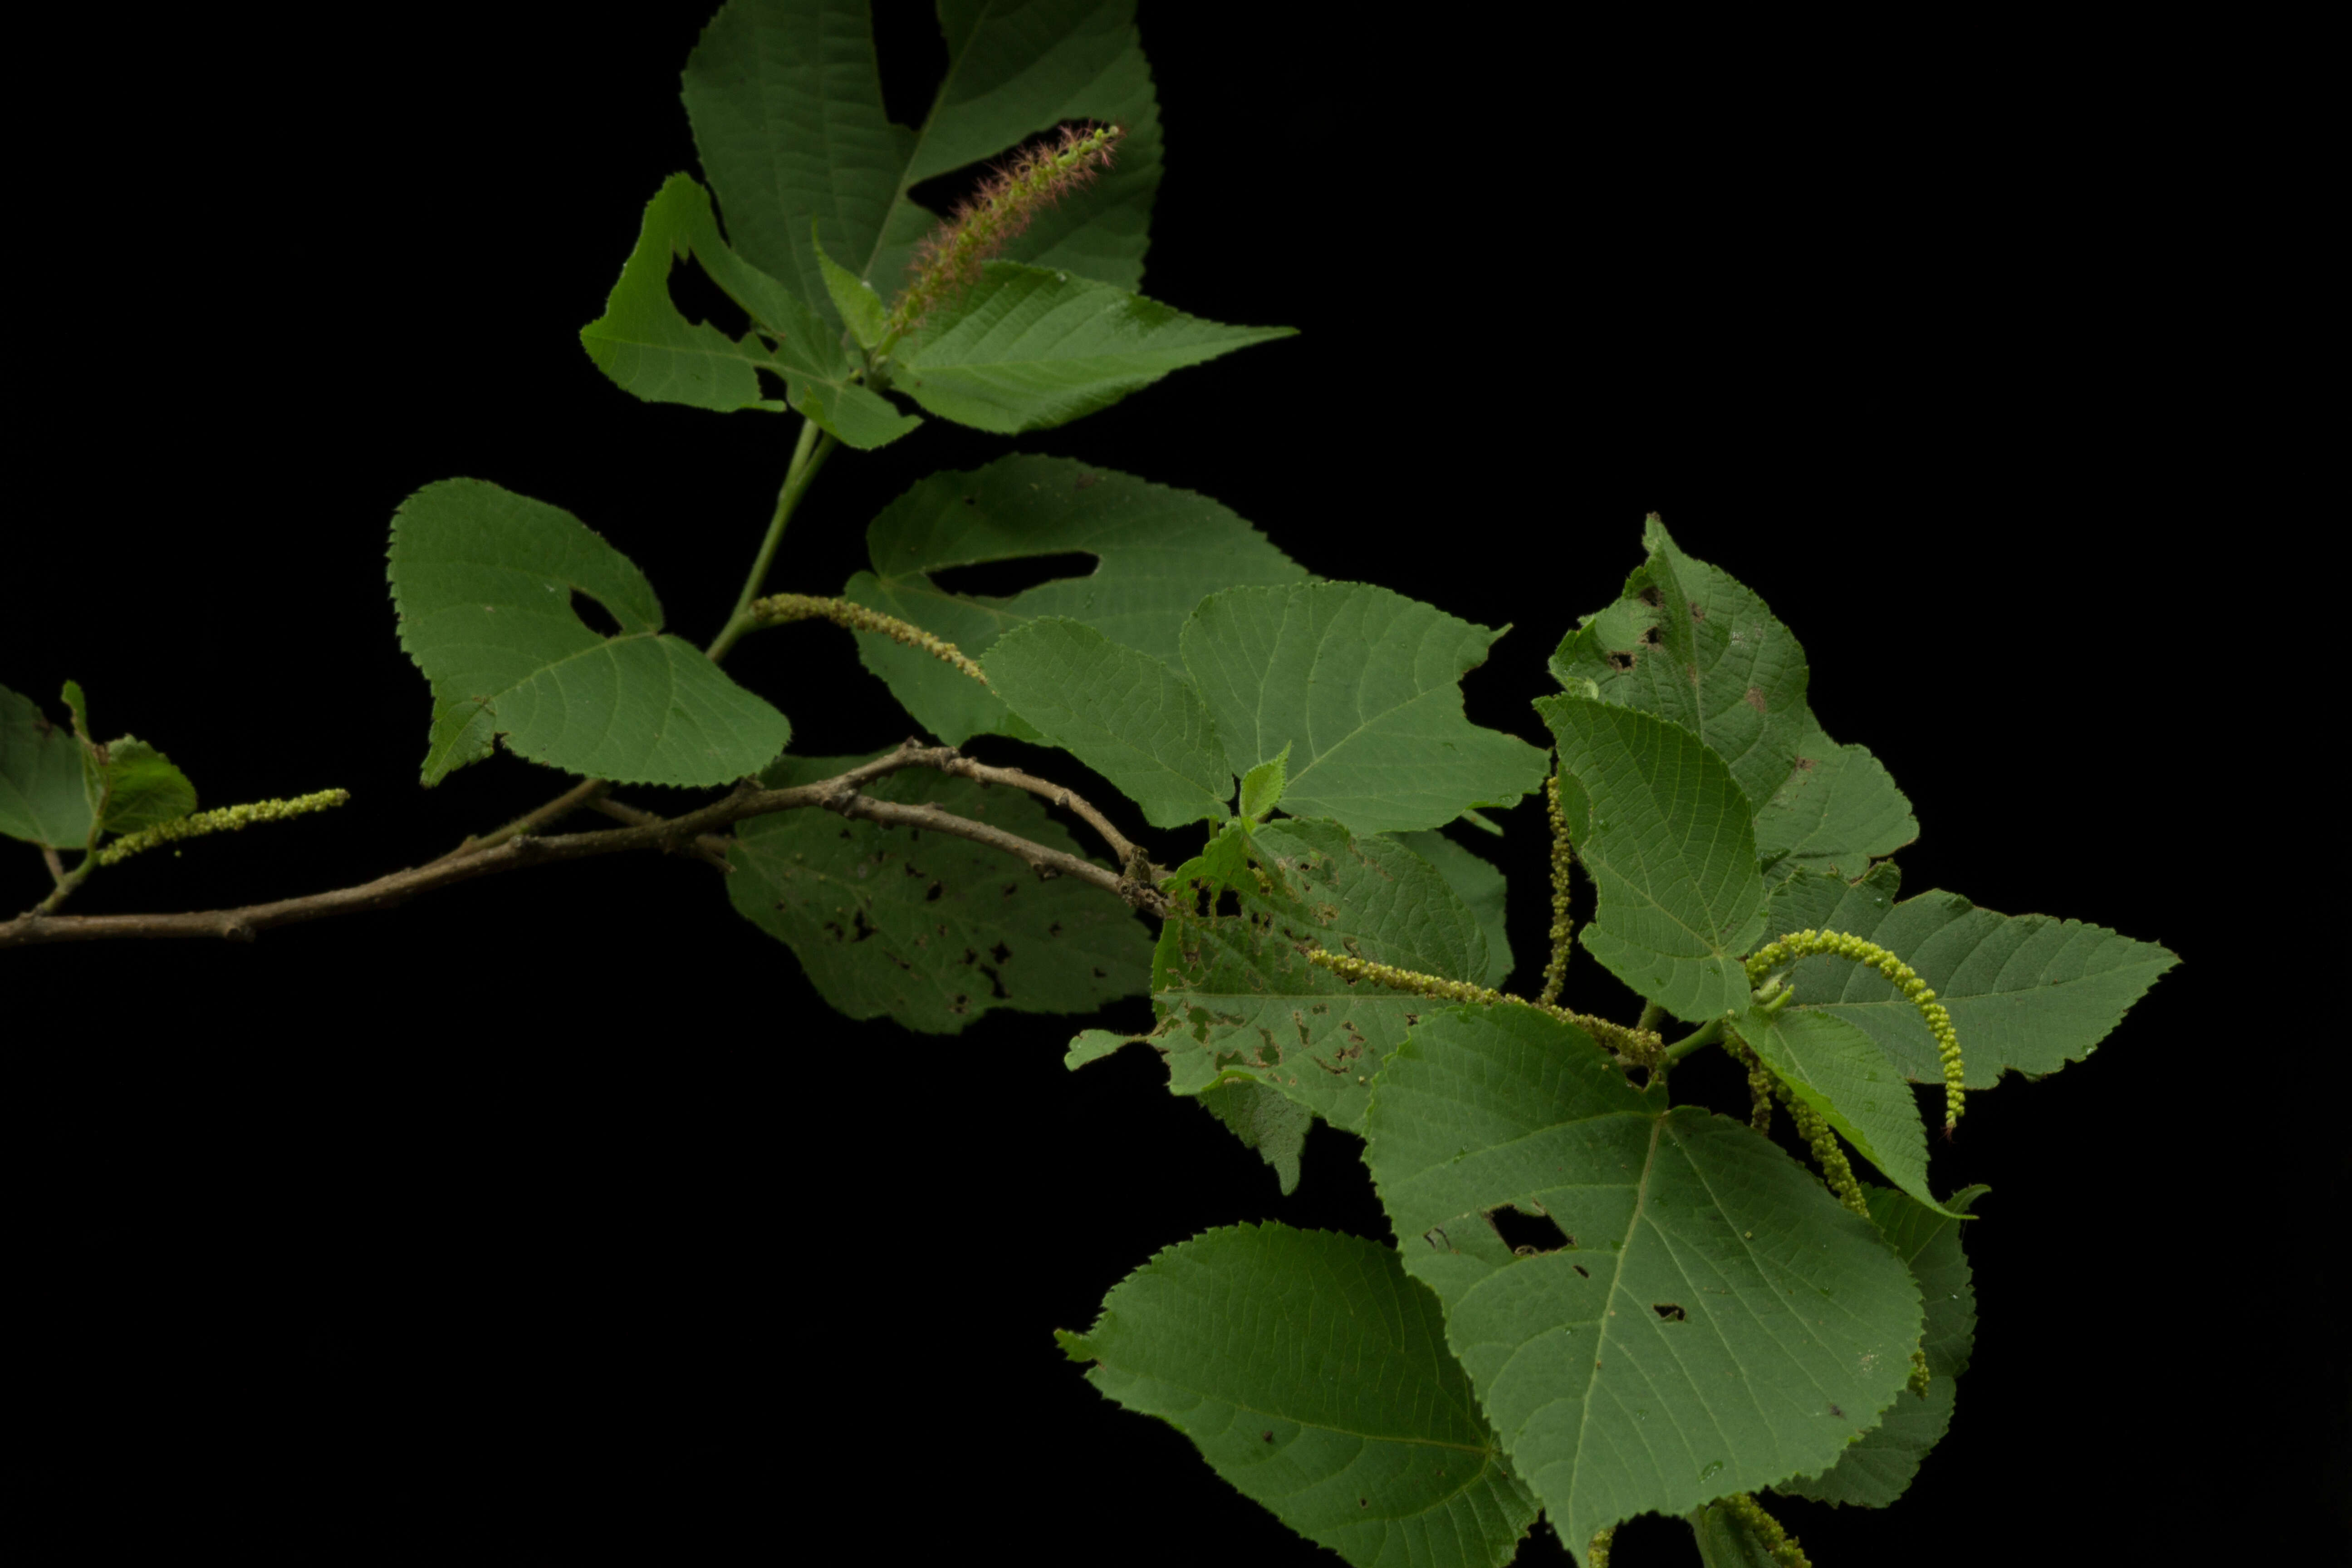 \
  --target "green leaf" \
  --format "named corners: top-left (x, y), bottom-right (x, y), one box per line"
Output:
top-left (1064, 1027), bottom-right (1141, 1069)
top-left (1752, 712), bottom-right (1917, 886)
top-left (1182, 583), bottom-right (1549, 838)
top-left (844, 455), bottom-right (1306, 746)
top-left (1553, 520), bottom-right (1917, 887)
top-left (1238, 742), bottom-right (1289, 824)
top-left (893, 262), bottom-right (1292, 433)
top-left (93, 739), bottom-right (196, 835)
top-left (1198, 1080), bottom-right (1312, 1196)
top-left (1740, 1005), bottom-right (1957, 1218)
top-left (1775, 1183), bottom-right (1984, 1508)
top-left (1361, 1004), bottom-right (1924, 1552)
top-left (1058, 1223), bottom-right (1539, 1567)
top-left (1536, 694), bottom-right (1768, 1022)
top-left (726, 752), bottom-right (1152, 1034)
top-left (683, 0), bottom-right (1163, 334)
top-left (1152, 818), bottom-right (1490, 1141)
top-left (0, 685), bottom-right (95, 848)
top-left (1548, 516), bottom-right (1812, 810)
top-left (579, 174), bottom-right (919, 449)
top-left (983, 617), bottom-right (1232, 828)
top-left (388, 479), bottom-right (791, 787)
top-left (813, 225), bottom-right (887, 351)
top-left (1765, 878), bottom-right (2180, 1087)
top-left (1388, 830), bottom-right (1515, 990)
